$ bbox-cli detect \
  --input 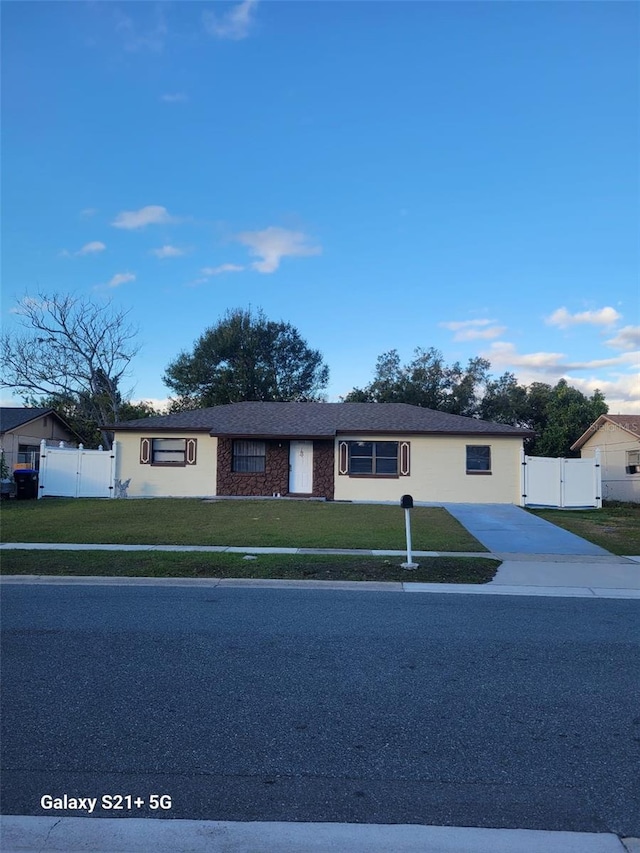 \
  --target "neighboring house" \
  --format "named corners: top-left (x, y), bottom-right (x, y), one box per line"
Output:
top-left (0, 408), bottom-right (80, 471)
top-left (110, 402), bottom-right (533, 503)
top-left (571, 414), bottom-right (640, 503)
